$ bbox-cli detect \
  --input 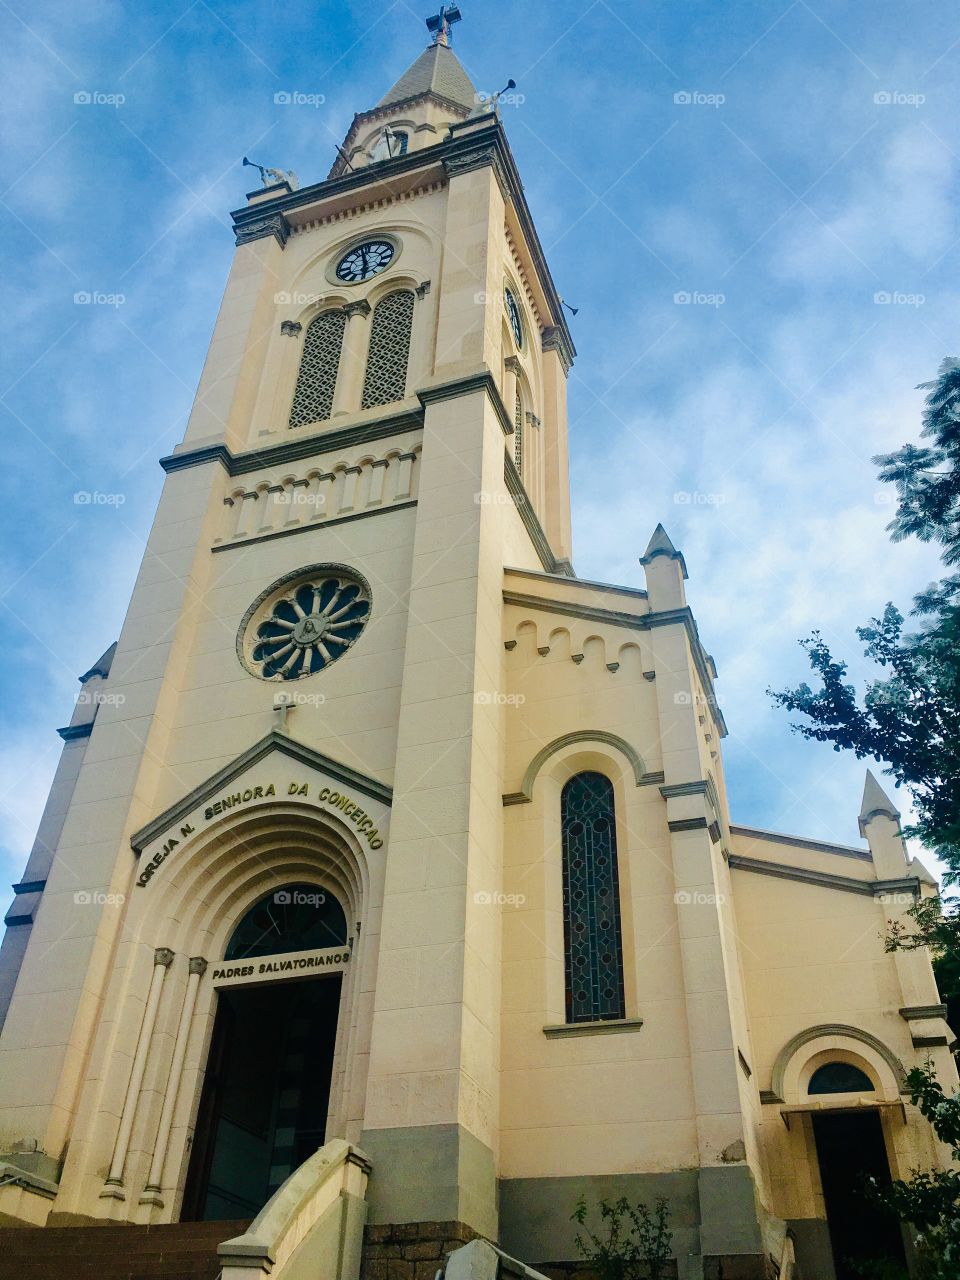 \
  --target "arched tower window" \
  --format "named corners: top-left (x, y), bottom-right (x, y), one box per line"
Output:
top-left (361, 289), bottom-right (414, 408)
top-left (514, 384), bottom-right (524, 475)
top-left (561, 772), bottom-right (626, 1023)
top-left (289, 309), bottom-right (347, 427)
top-left (224, 883), bottom-right (348, 959)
